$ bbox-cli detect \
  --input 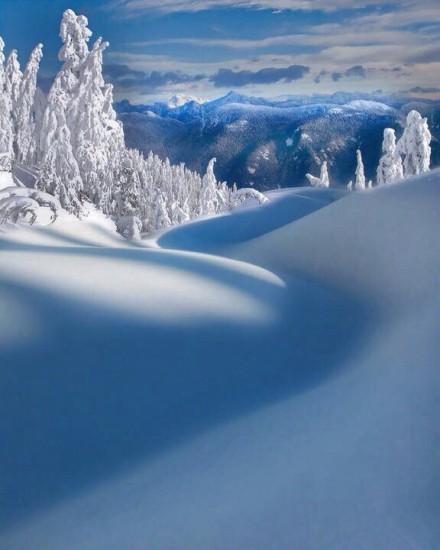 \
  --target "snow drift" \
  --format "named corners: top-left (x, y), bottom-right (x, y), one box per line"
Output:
top-left (0, 171), bottom-right (438, 548)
